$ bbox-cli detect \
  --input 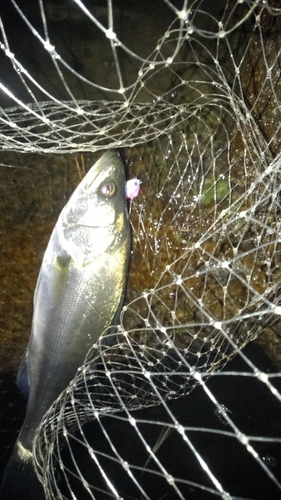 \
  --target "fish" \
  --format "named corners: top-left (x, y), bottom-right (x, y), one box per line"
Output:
top-left (0, 150), bottom-right (131, 500)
